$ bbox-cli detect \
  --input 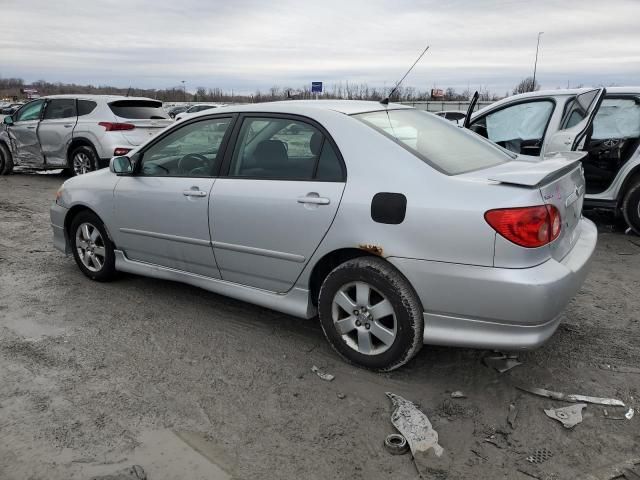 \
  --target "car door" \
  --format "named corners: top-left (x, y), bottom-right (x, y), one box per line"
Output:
top-left (38, 98), bottom-right (78, 167)
top-left (210, 114), bottom-right (346, 292)
top-left (8, 99), bottom-right (45, 166)
top-left (543, 88), bottom-right (606, 156)
top-left (112, 116), bottom-right (235, 278)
